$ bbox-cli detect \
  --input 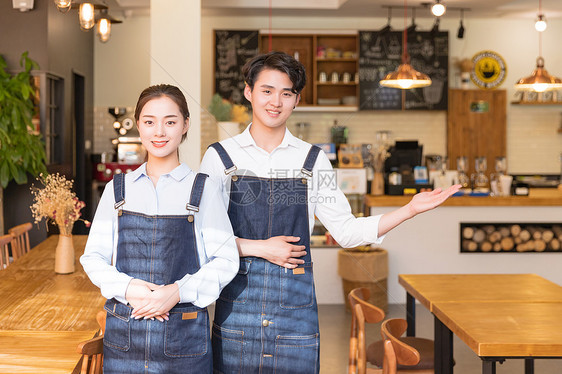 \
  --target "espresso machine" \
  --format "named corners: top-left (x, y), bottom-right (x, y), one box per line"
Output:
top-left (384, 140), bottom-right (432, 195)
